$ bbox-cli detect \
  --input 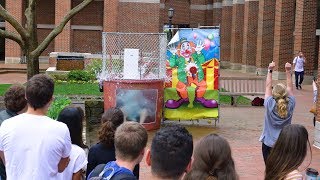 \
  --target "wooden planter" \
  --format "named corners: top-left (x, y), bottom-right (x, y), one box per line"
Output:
top-left (56, 59), bottom-right (85, 71)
